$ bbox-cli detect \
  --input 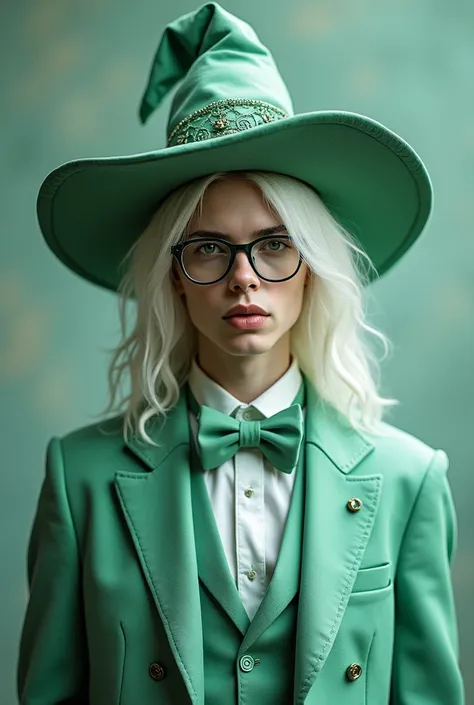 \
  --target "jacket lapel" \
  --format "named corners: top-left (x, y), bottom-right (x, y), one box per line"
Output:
top-left (116, 378), bottom-right (382, 705)
top-left (293, 380), bottom-right (382, 704)
top-left (114, 392), bottom-right (205, 705)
